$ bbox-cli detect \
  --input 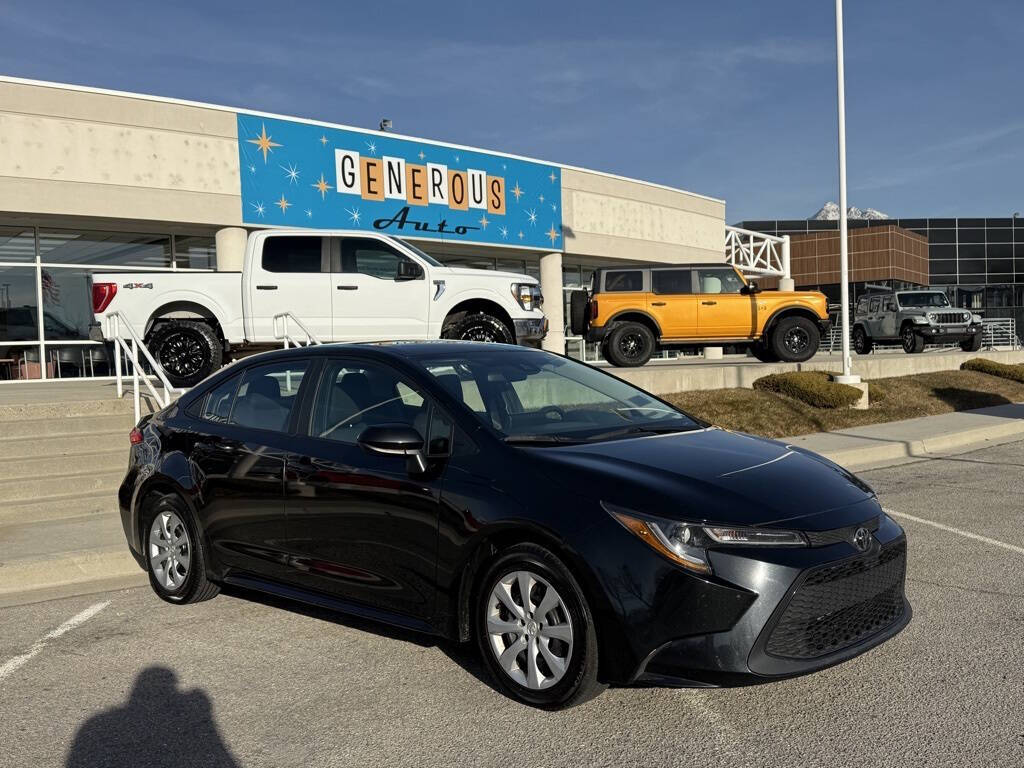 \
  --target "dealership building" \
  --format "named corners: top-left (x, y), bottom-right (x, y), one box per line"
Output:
top-left (0, 76), bottom-right (726, 380)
